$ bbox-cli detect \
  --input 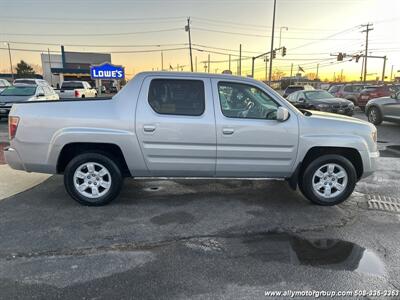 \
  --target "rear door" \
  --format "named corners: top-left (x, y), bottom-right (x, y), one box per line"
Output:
top-left (212, 79), bottom-right (299, 177)
top-left (136, 76), bottom-right (216, 176)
